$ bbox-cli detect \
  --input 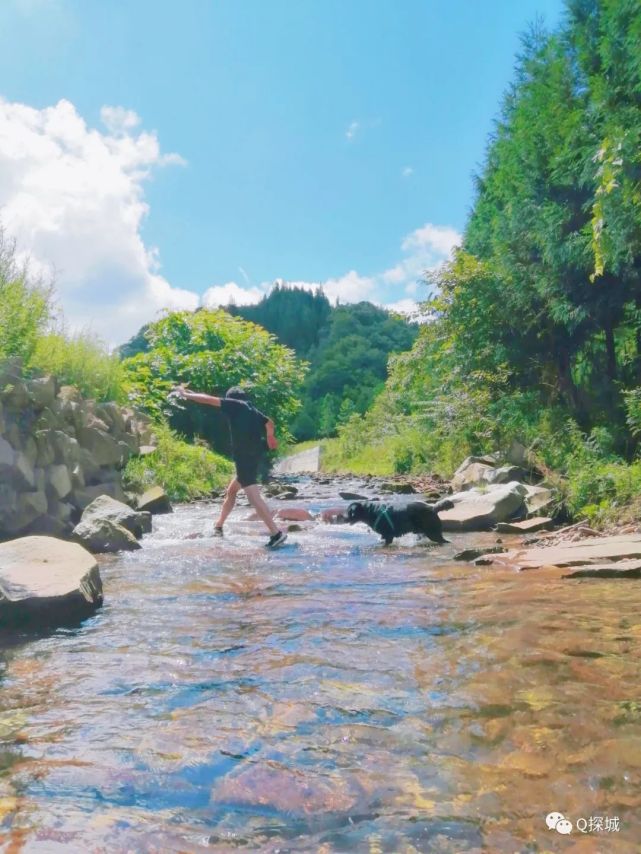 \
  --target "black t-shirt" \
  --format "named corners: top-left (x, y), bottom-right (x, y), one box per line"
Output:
top-left (220, 398), bottom-right (268, 459)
